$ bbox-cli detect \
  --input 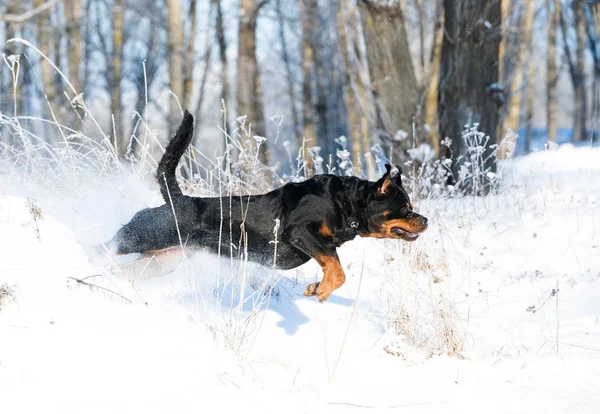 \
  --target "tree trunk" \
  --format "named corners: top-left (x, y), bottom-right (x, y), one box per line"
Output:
top-left (53, 8), bottom-right (65, 101)
top-left (349, 3), bottom-right (377, 179)
top-left (64, 0), bottom-right (83, 131)
top-left (357, 0), bottom-right (420, 165)
top-left (236, 0), bottom-right (268, 165)
top-left (573, 0), bottom-right (587, 142)
top-left (129, 20), bottom-right (160, 158)
top-left (2, 1), bottom-right (20, 119)
top-left (502, 0), bottom-right (534, 137)
top-left (300, 0), bottom-right (316, 175)
top-left (83, 0), bottom-right (92, 97)
top-left (311, 6), bottom-right (330, 166)
top-left (424, 0), bottom-right (443, 156)
top-left (591, 2), bottom-right (600, 143)
top-left (184, 0), bottom-right (197, 106)
top-left (167, 0), bottom-right (185, 128)
top-left (34, 0), bottom-right (58, 120)
top-left (497, 0), bottom-right (510, 83)
top-left (525, 38), bottom-right (536, 153)
top-left (111, 0), bottom-right (124, 155)
top-left (495, 0), bottom-right (511, 146)
top-left (547, 0), bottom-right (559, 143)
top-left (213, 0), bottom-right (230, 136)
top-left (64, 0), bottom-right (82, 90)
top-left (438, 0), bottom-right (502, 191)
top-left (193, 0), bottom-right (214, 135)
top-left (276, 0), bottom-right (301, 141)
top-left (338, 0), bottom-right (362, 171)
top-left (415, 0), bottom-right (426, 77)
